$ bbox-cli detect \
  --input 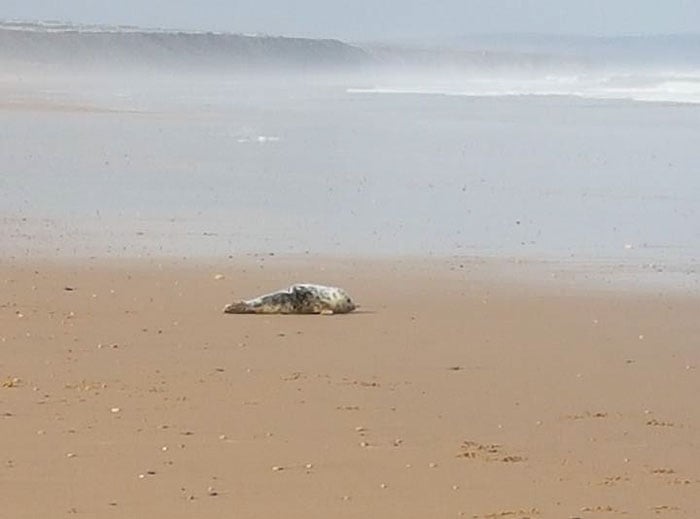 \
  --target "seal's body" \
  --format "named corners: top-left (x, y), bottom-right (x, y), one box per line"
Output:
top-left (223, 284), bottom-right (356, 315)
